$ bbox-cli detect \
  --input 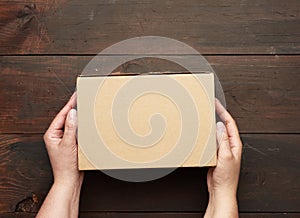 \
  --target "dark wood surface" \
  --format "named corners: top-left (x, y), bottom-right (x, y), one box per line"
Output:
top-left (1, 55), bottom-right (299, 134)
top-left (0, 134), bottom-right (299, 213)
top-left (1, 212), bottom-right (300, 218)
top-left (0, 0), bottom-right (299, 217)
top-left (0, 0), bottom-right (299, 54)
